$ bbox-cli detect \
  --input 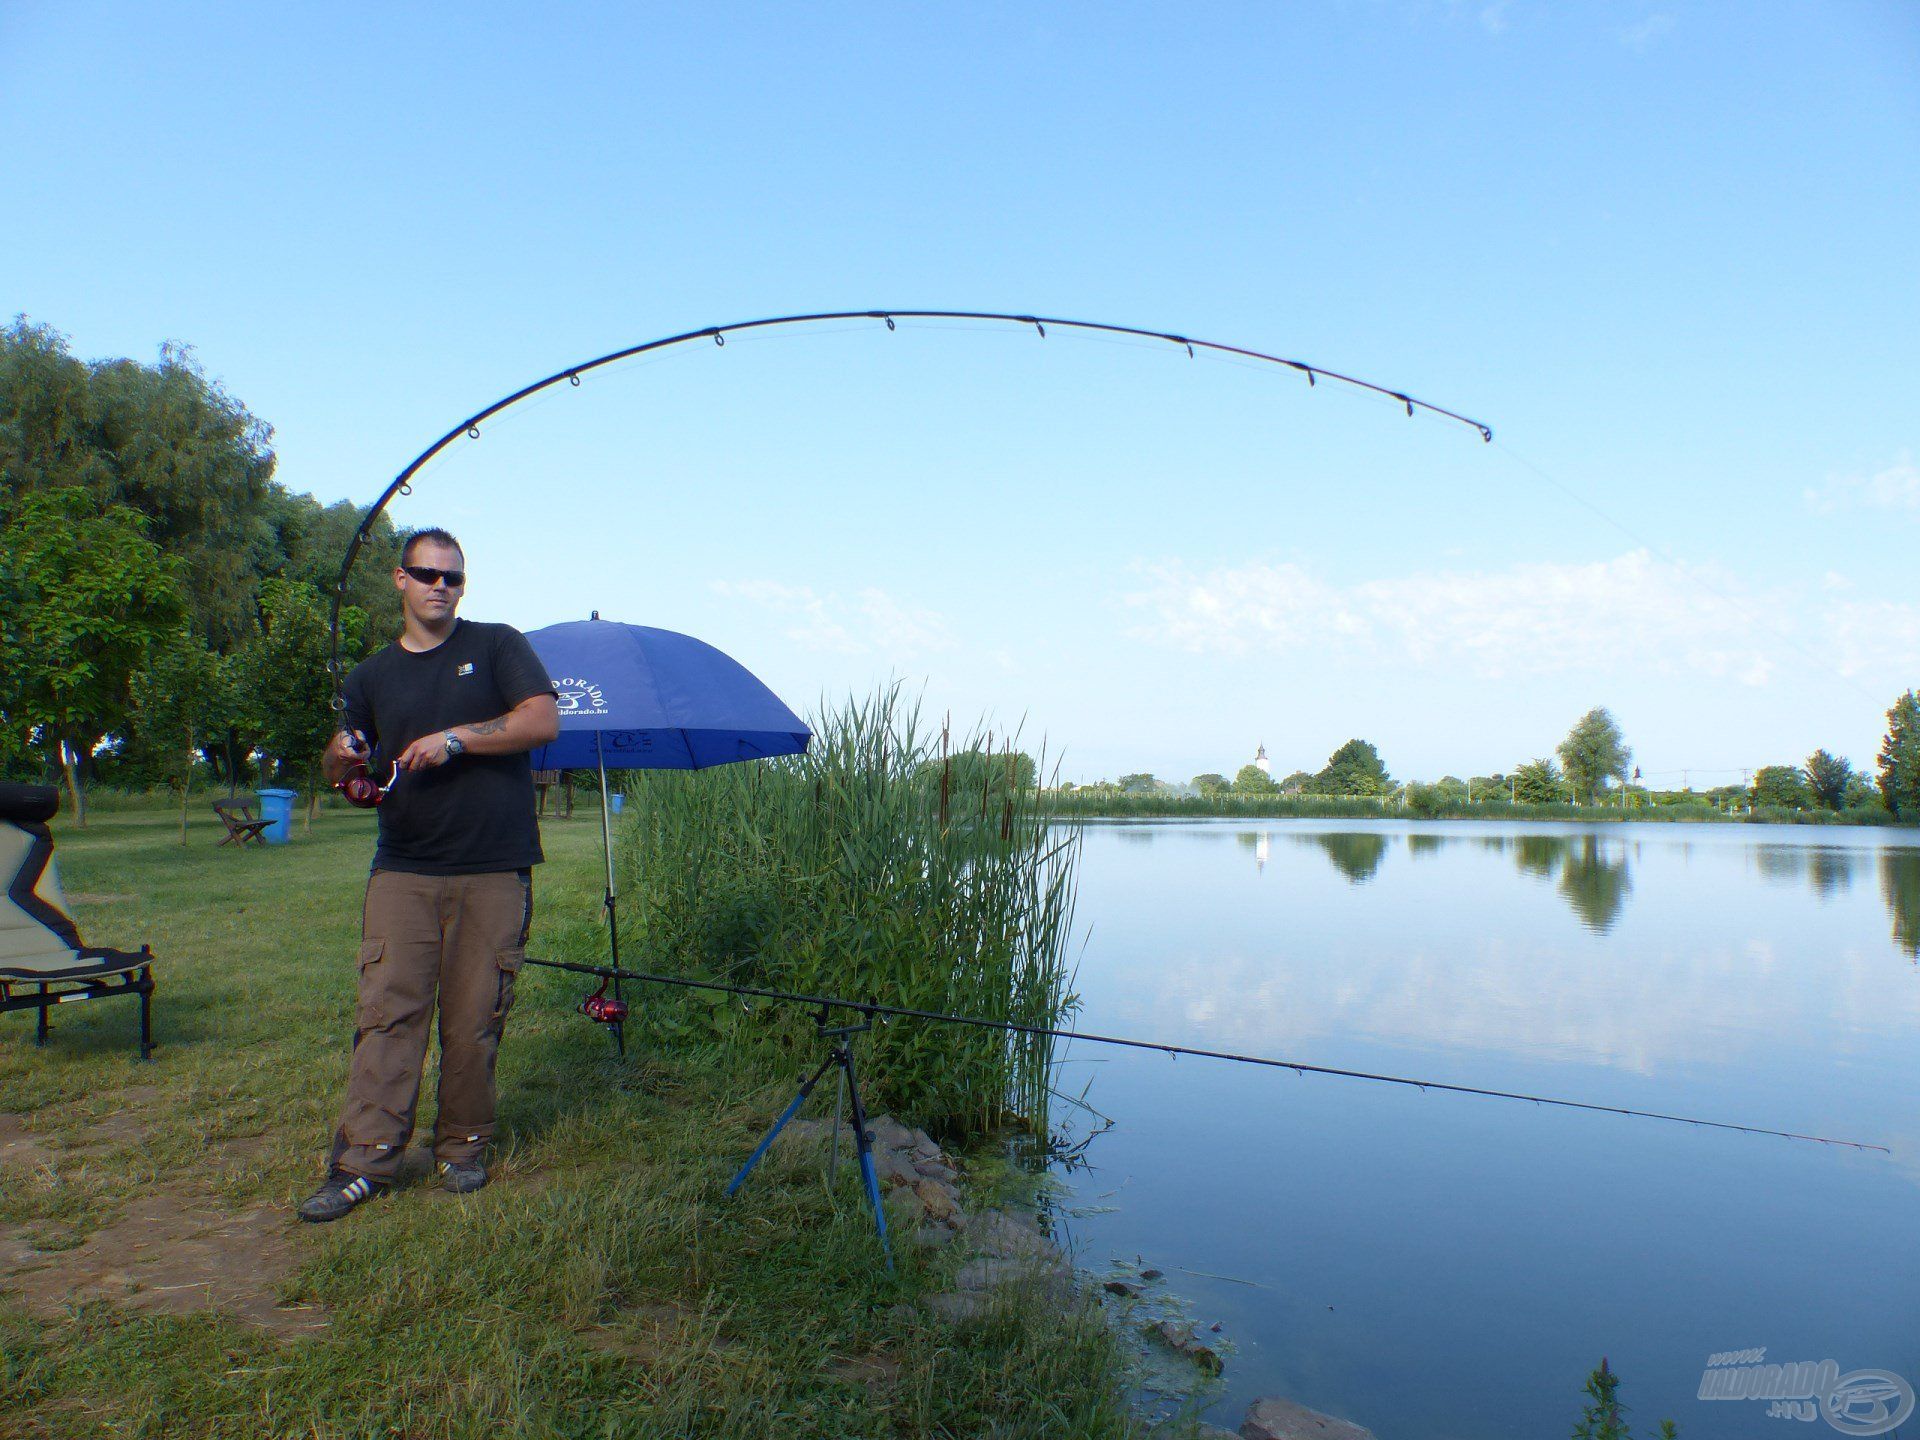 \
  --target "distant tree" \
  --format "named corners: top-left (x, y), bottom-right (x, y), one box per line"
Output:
top-left (927, 749), bottom-right (1039, 812)
top-left (1512, 757), bottom-right (1566, 804)
top-left (1802, 749), bottom-right (1854, 811)
top-left (131, 629), bottom-right (234, 842)
top-left (1405, 782), bottom-right (1447, 818)
top-left (1315, 738), bottom-right (1392, 797)
top-left (233, 579), bottom-right (363, 825)
top-left (1470, 774), bottom-right (1506, 803)
top-left (262, 488), bottom-right (402, 648)
top-left (0, 487), bottom-right (183, 824)
top-left (1750, 765), bottom-right (1809, 809)
top-left (1842, 772), bottom-right (1882, 811)
top-left (1277, 769), bottom-right (1313, 793)
top-left (1879, 690), bottom-right (1920, 819)
top-left (1, 321), bottom-right (279, 651)
top-left (1234, 763), bottom-right (1278, 794)
top-left (1190, 772), bottom-right (1232, 797)
top-left (1117, 772), bottom-right (1160, 795)
top-left (1557, 708), bottom-right (1631, 803)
